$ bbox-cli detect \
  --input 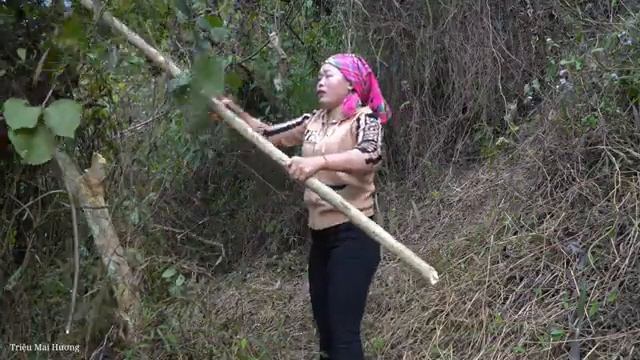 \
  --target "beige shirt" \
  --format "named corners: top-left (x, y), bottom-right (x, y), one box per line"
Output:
top-left (259, 107), bottom-right (383, 230)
